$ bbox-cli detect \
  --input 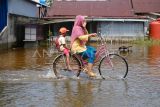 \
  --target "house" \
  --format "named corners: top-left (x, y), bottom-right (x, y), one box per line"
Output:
top-left (132, 0), bottom-right (160, 19)
top-left (0, 0), bottom-right (47, 50)
top-left (45, 0), bottom-right (160, 40)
